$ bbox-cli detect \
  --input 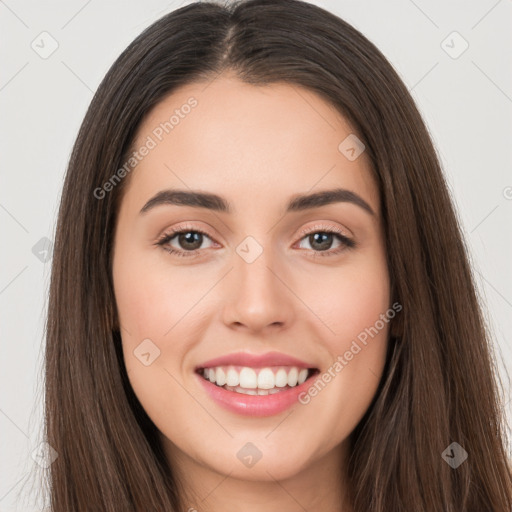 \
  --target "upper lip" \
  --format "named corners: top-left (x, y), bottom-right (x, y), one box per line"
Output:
top-left (196, 351), bottom-right (317, 370)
